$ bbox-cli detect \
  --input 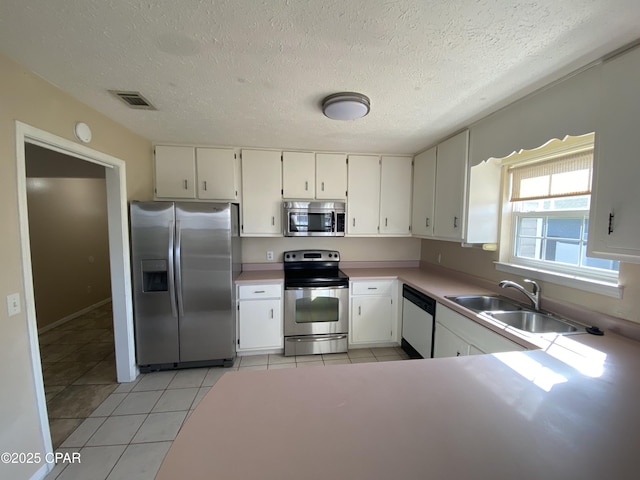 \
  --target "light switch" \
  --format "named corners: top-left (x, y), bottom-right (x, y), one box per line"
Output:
top-left (7, 293), bottom-right (21, 317)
